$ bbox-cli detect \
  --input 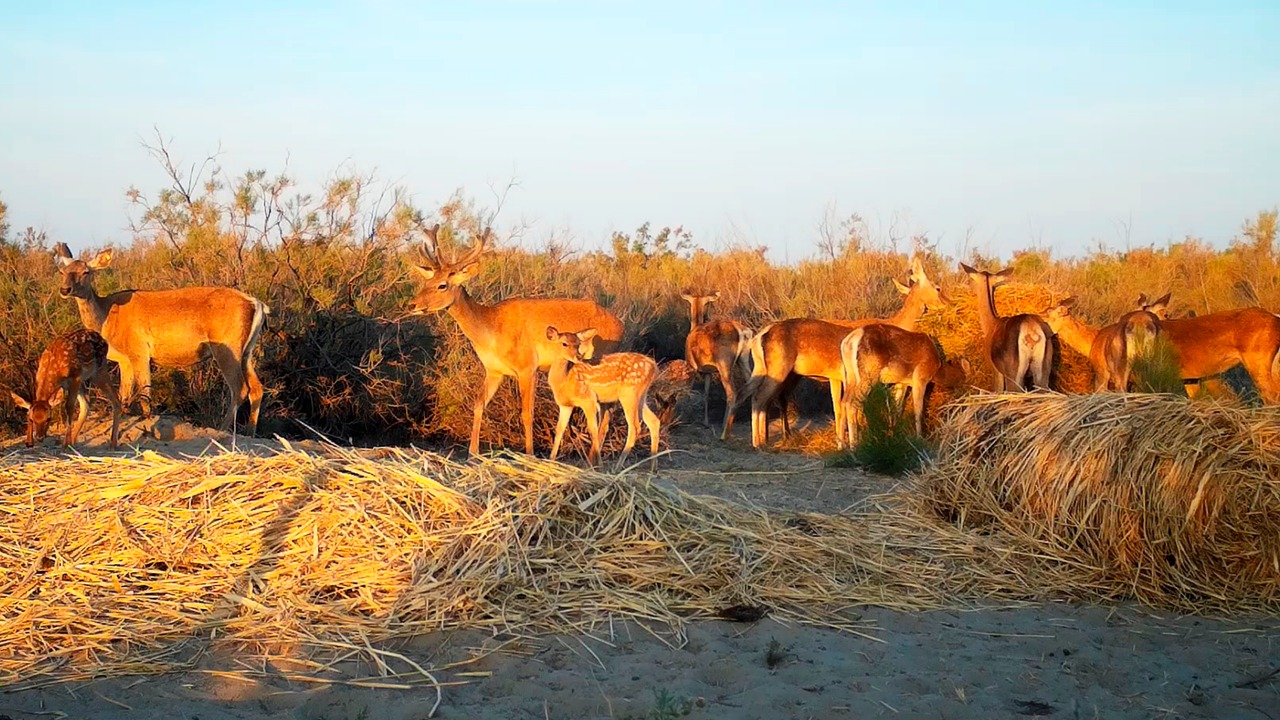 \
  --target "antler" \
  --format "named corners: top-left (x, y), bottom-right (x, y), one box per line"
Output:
top-left (453, 226), bottom-right (491, 268)
top-left (415, 222), bottom-right (442, 267)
